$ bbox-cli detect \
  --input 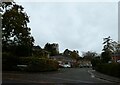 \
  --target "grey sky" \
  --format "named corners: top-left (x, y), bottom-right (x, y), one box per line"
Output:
top-left (16, 1), bottom-right (118, 55)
